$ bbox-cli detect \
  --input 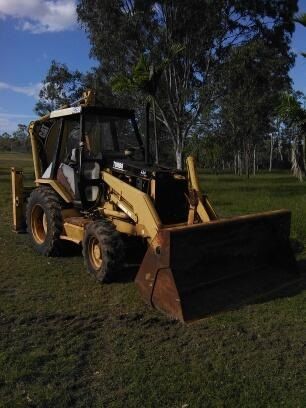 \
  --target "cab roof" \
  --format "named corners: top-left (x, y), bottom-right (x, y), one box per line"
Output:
top-left (49, 105), bottom-right (135, 120)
